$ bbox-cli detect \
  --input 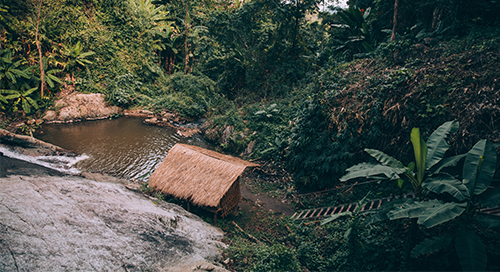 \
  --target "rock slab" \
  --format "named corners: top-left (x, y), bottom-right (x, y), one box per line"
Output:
top-left (0, 175), bottom-right (228, 271)
top-left (43, 93), bottom-right (121, 123)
